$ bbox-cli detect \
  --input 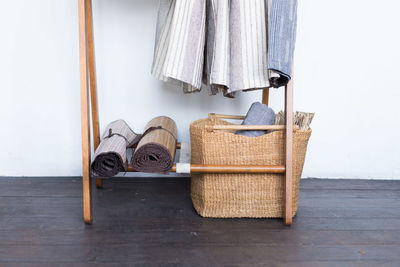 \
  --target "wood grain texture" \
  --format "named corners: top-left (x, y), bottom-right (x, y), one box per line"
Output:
top-left (86, 0), bottom-right (100, 150)
top-left (262, 88), bottom-right (270, 105)
top-left (175, 164), bottom-right (285, 173)
top-left (284, 78), bottom-right (294, 225)
top-left (0, 177), bottom-right (400, 265)
top-left (86, 0), bottom-right (103, 189)
top-left (78, 0), bottom-right (92, 224)
top-left (126, 164), bottom-right (285, 173)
